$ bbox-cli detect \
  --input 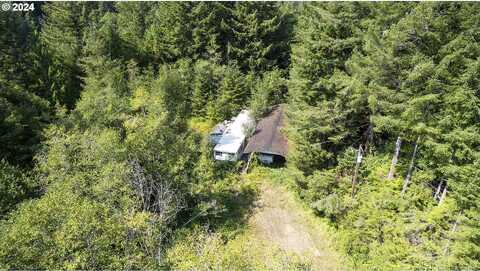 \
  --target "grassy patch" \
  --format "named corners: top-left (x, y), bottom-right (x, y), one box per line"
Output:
top-left (165, 170), bottom-right (311, 270)
top-left (165, 227), bottom-right (311, 271)
top-left (166, 166), bottom-right (345, 270)
top-left (188, 117), bottom-right (215, 136)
